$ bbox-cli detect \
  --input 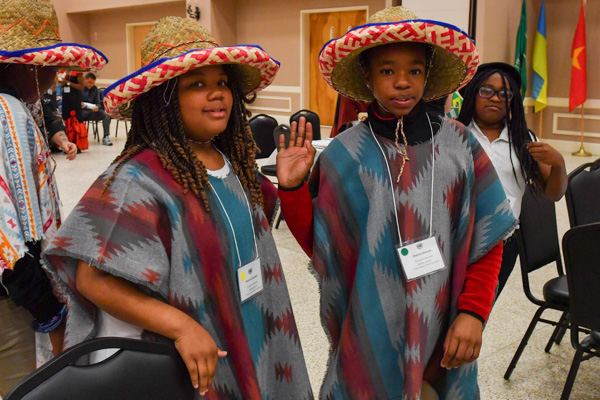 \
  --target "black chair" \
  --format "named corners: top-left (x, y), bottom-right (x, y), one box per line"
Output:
top-left (249, 113), bottom-right (278, 159)
top-left (261, 124), bottom-right (293, 229)
top-left (5, 338), bottom-right (194, 400)
top-left (86, 120), bottom-right (99, 142)
top-left (565, 157), bottom-right (600, 227)
top-left (114, 119), bottom-right (128, 138)
top-left (560, 223), bottom-right (600, 400)
top-left (504, 185), bottom-right (570, 379)
top-left (290, 109), bottom-right (321, 140)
